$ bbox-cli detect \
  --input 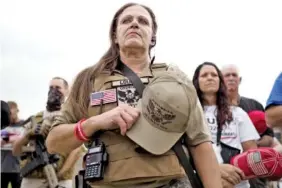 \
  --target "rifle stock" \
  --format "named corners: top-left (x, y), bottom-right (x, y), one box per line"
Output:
top-left (44, 164), bottom-right (59, 188)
